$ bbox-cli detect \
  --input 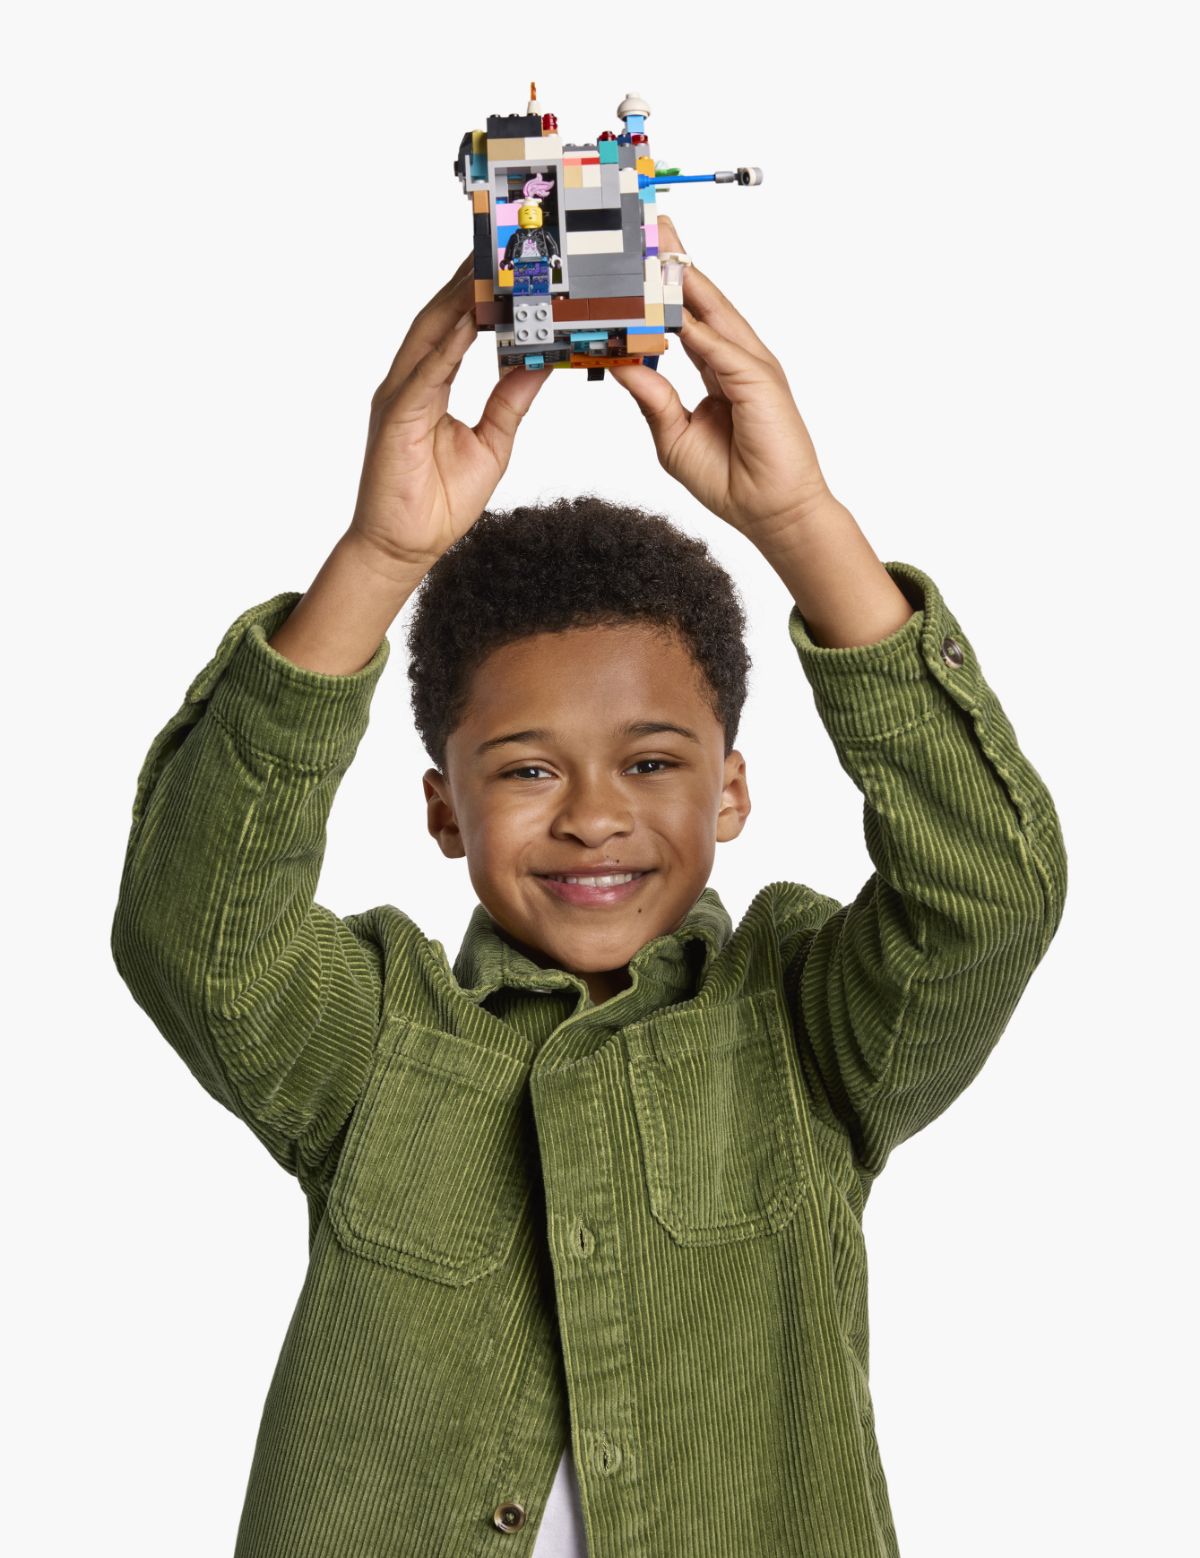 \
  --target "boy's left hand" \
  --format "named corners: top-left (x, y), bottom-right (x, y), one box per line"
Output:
top-left (608, 214), bottom-right (833, 550)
